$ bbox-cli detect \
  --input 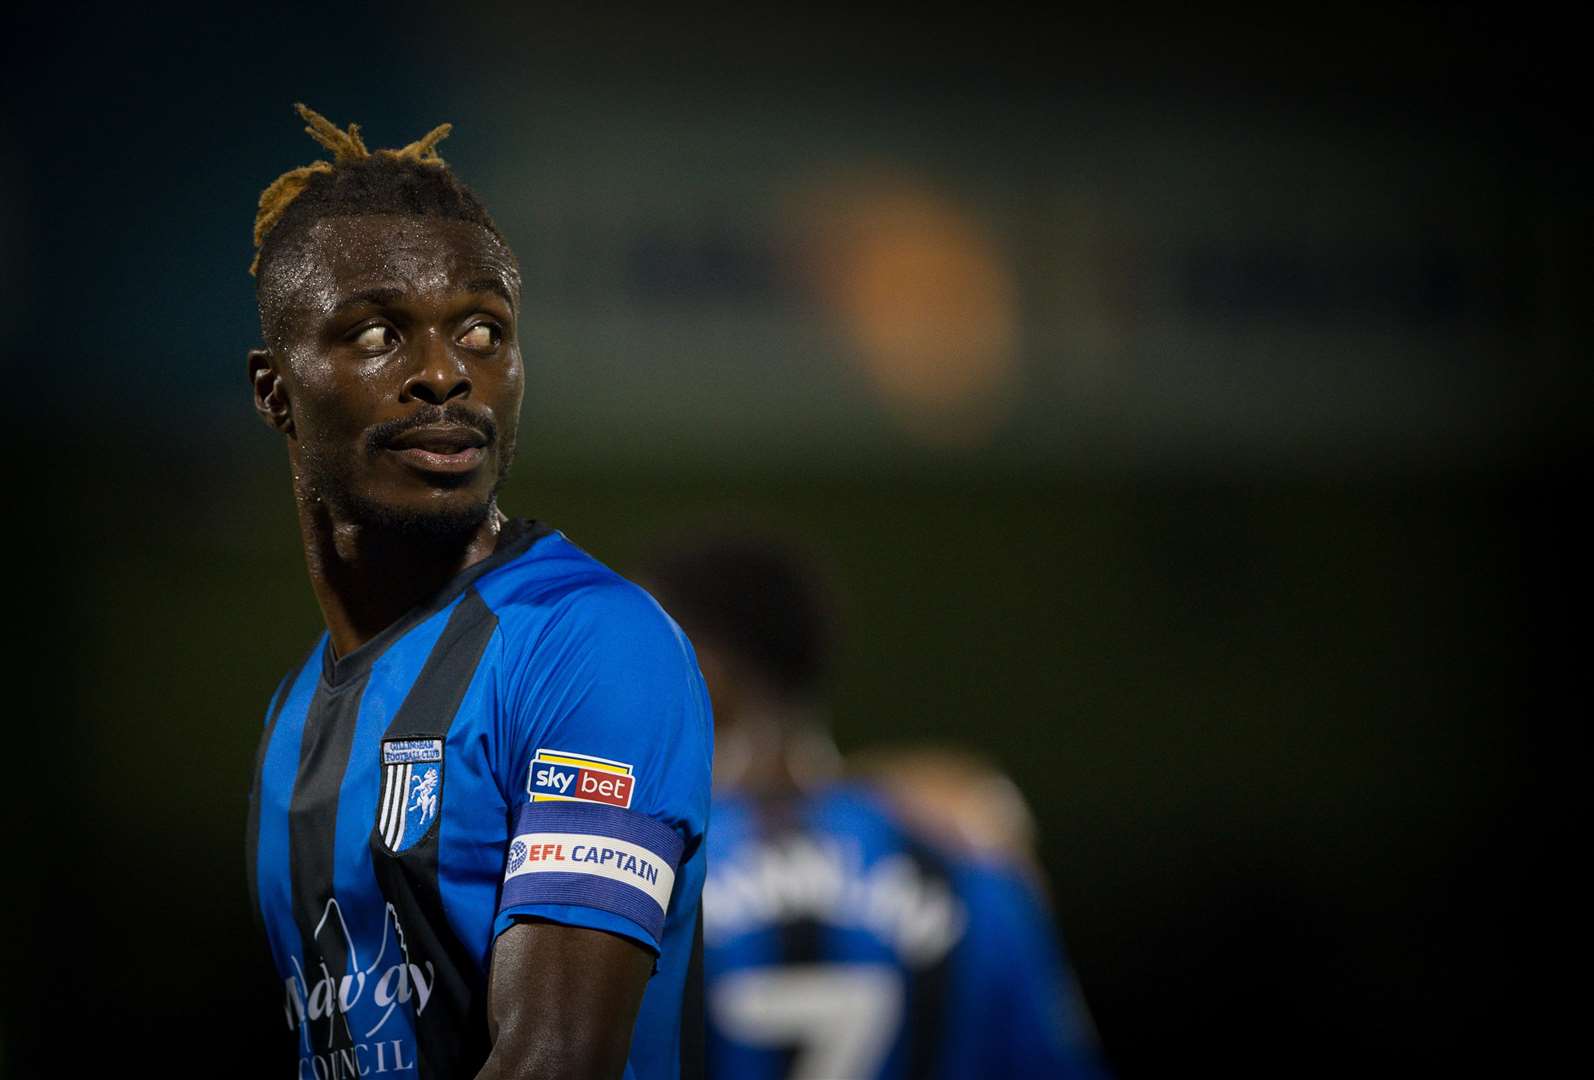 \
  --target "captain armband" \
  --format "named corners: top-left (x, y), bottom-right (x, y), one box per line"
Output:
top-left (498, 802), bottom-right (685, 945)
